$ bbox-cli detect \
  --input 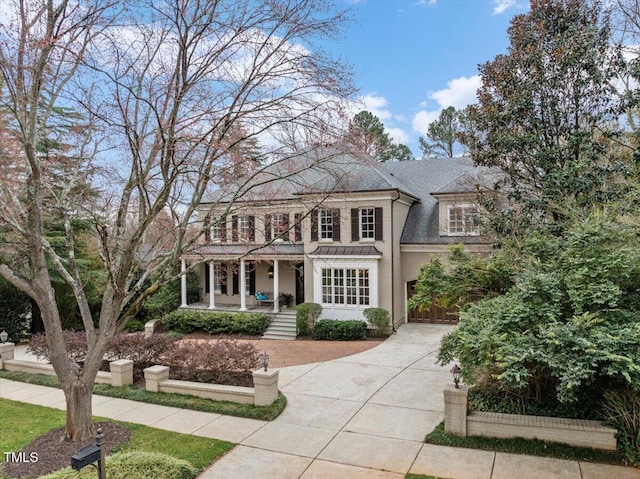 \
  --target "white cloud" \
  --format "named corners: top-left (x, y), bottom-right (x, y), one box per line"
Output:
top-left (360, 94), bottom-right (393, 121)
top-left (492, 0), bottom-right (517, 15)
top-left (412, 110), bottom-right (441, 136)
top-left (386, 126), bottom-right (409, 144)
top-left (430, 75), bottom-right (481, 109)
top-left (412, 75), bottom-right (481, 134)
